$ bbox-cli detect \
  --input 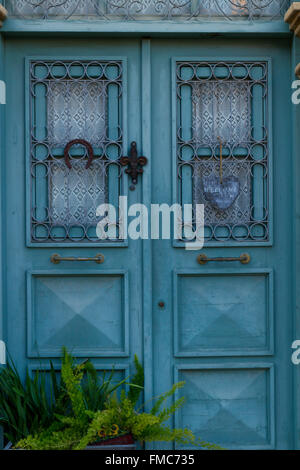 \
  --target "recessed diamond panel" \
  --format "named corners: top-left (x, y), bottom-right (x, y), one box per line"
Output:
top-left (175, 272), bottom-right (272, 355)
top-left (27, 273), bottom-right (129, 357)
top-left (176, 367), bottom-right (273, 448)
